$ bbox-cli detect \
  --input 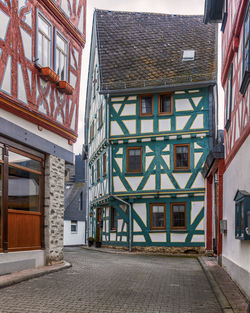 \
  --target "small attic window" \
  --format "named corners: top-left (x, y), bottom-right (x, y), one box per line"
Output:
top-left (183, 50), bottom-right (195, 61)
